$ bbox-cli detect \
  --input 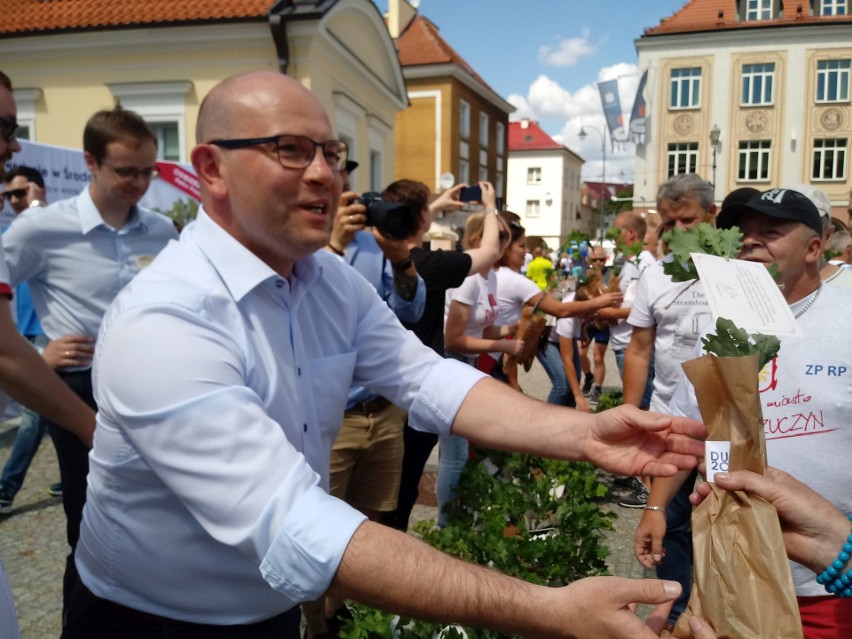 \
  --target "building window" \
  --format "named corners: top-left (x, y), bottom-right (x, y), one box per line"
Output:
top-left (741, 63), bottom-right (775, 106)
top-left (812, 138), bottom-right (847, 180)
top-left (667, 142), bottom-right (699, 177)
top-left (479, 166), bottom-right (489, 182)
top-left (496, 122), bottom-right (505, 155)
top-left (738, 140), bottom-right (772, 182)
top-left (149, 122), bottom-right (180, 161)
top-left (106, 81), bottom-right (192, 162)
top-left (820, 0), bottom-right (848, 16)
top-left (495, 173), bottom-right (504, 199)
top-left (745, 0), bottom-right (774, 20)
top-left (670, 68), bottom-right (701, 109)
top-left (817, 60), bottom-right (851, 102)
top-left (15, 125), bottom-right (31, 140)
top-left (460, 100), bottom-right (470, 139)
top-left (459, 159), bottom-right (470, 185)
top-left (479, 112), bottom-right (489, 146)
top-left (526, 200), bottom-right (541, 217)
top-left (527, 167), bottom-right (542, 184)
